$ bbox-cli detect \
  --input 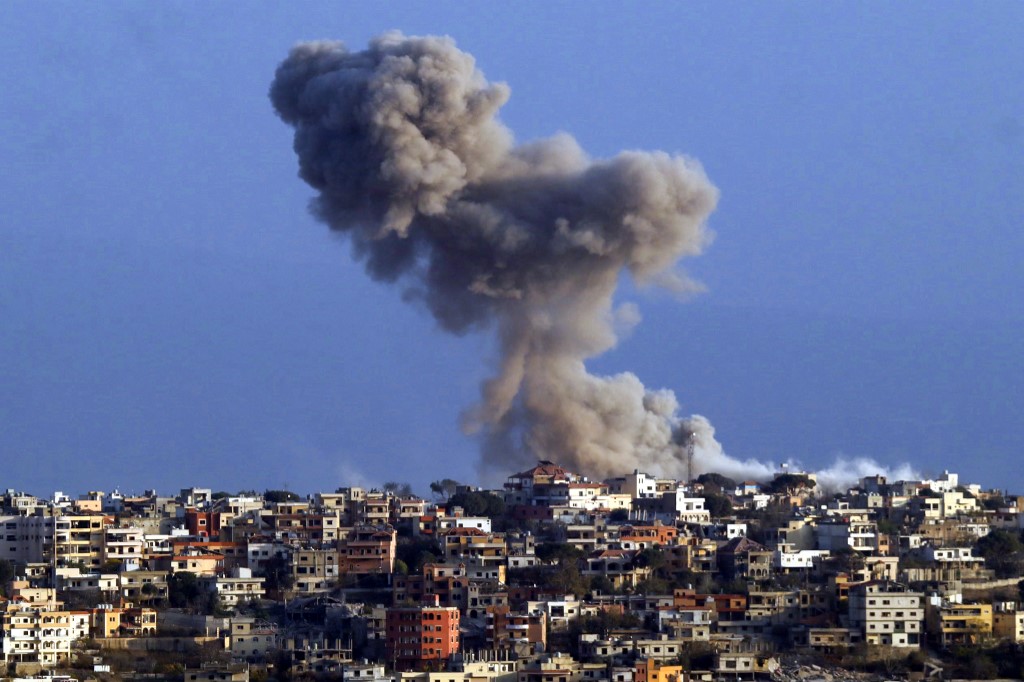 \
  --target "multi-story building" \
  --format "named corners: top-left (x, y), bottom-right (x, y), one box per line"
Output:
top-left (0, 515), bottom-right (54, 564)
top-left (54, 514), bottom-right (109, 570)
top-left (993, 603), bottom-right (1024, 643)
top-left (0, 603), bottom-right (75, 668)
top-left (656, 607), bottom-right (712, 641)
top-left (716, 537), bottom-right (772, 581)
top-left (291, 546), bottom-right (339, 593)
top-left (815, 517), bottom-right (879, 554)
top-left (118, 570), bottom-right (169, 606)
top-left (199, 567), bottom-right (266, 609)
top-left (102, 526), bottom-right (145, 569)
top-left (616, 523), bottom-right (678, 551)
top-left (583, 549), bottom-right (650, 590)
top-left (393, 563), bottom-right (469, 611)
top-left (443, 528), bottom-right (506, 569)
top-left (227, 616), bottom-right (277, 660)
top-left (848, 582), bottom-right (924, 648)
top-left (485, 606), bottom-right (546, 654)
top-left (339, 525), bottom-right (397, 575)
top-left (89, 604), bottom-right (157, 638)
top-left (386, 602), bottom-right (460, 671)
top-left (926, 600), bottom-right (992, 648)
